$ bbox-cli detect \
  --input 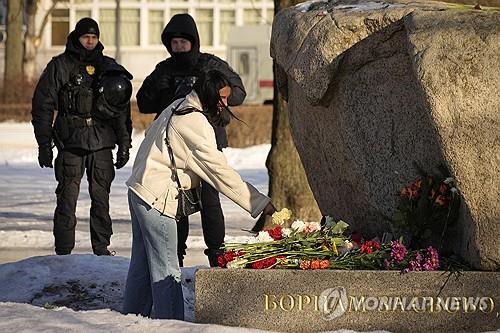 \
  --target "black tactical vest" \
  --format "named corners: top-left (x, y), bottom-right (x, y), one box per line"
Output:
top-left (59, 64), bottom-right (96, 118)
